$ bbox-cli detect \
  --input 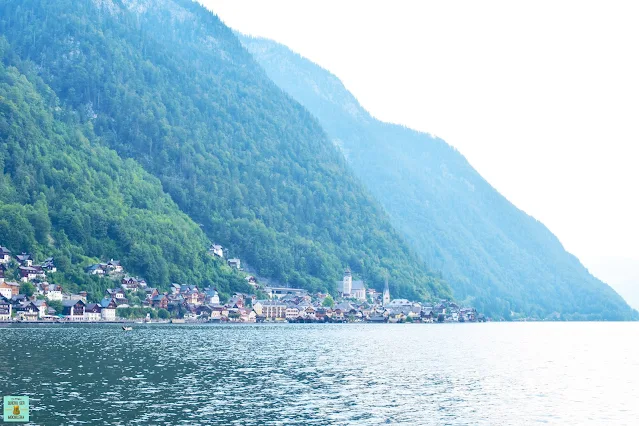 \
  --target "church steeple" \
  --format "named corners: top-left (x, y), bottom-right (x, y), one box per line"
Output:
top-left (383, 276), bottom-right (390, 306)
top-left (342, 267), bottom-right (352, 296)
